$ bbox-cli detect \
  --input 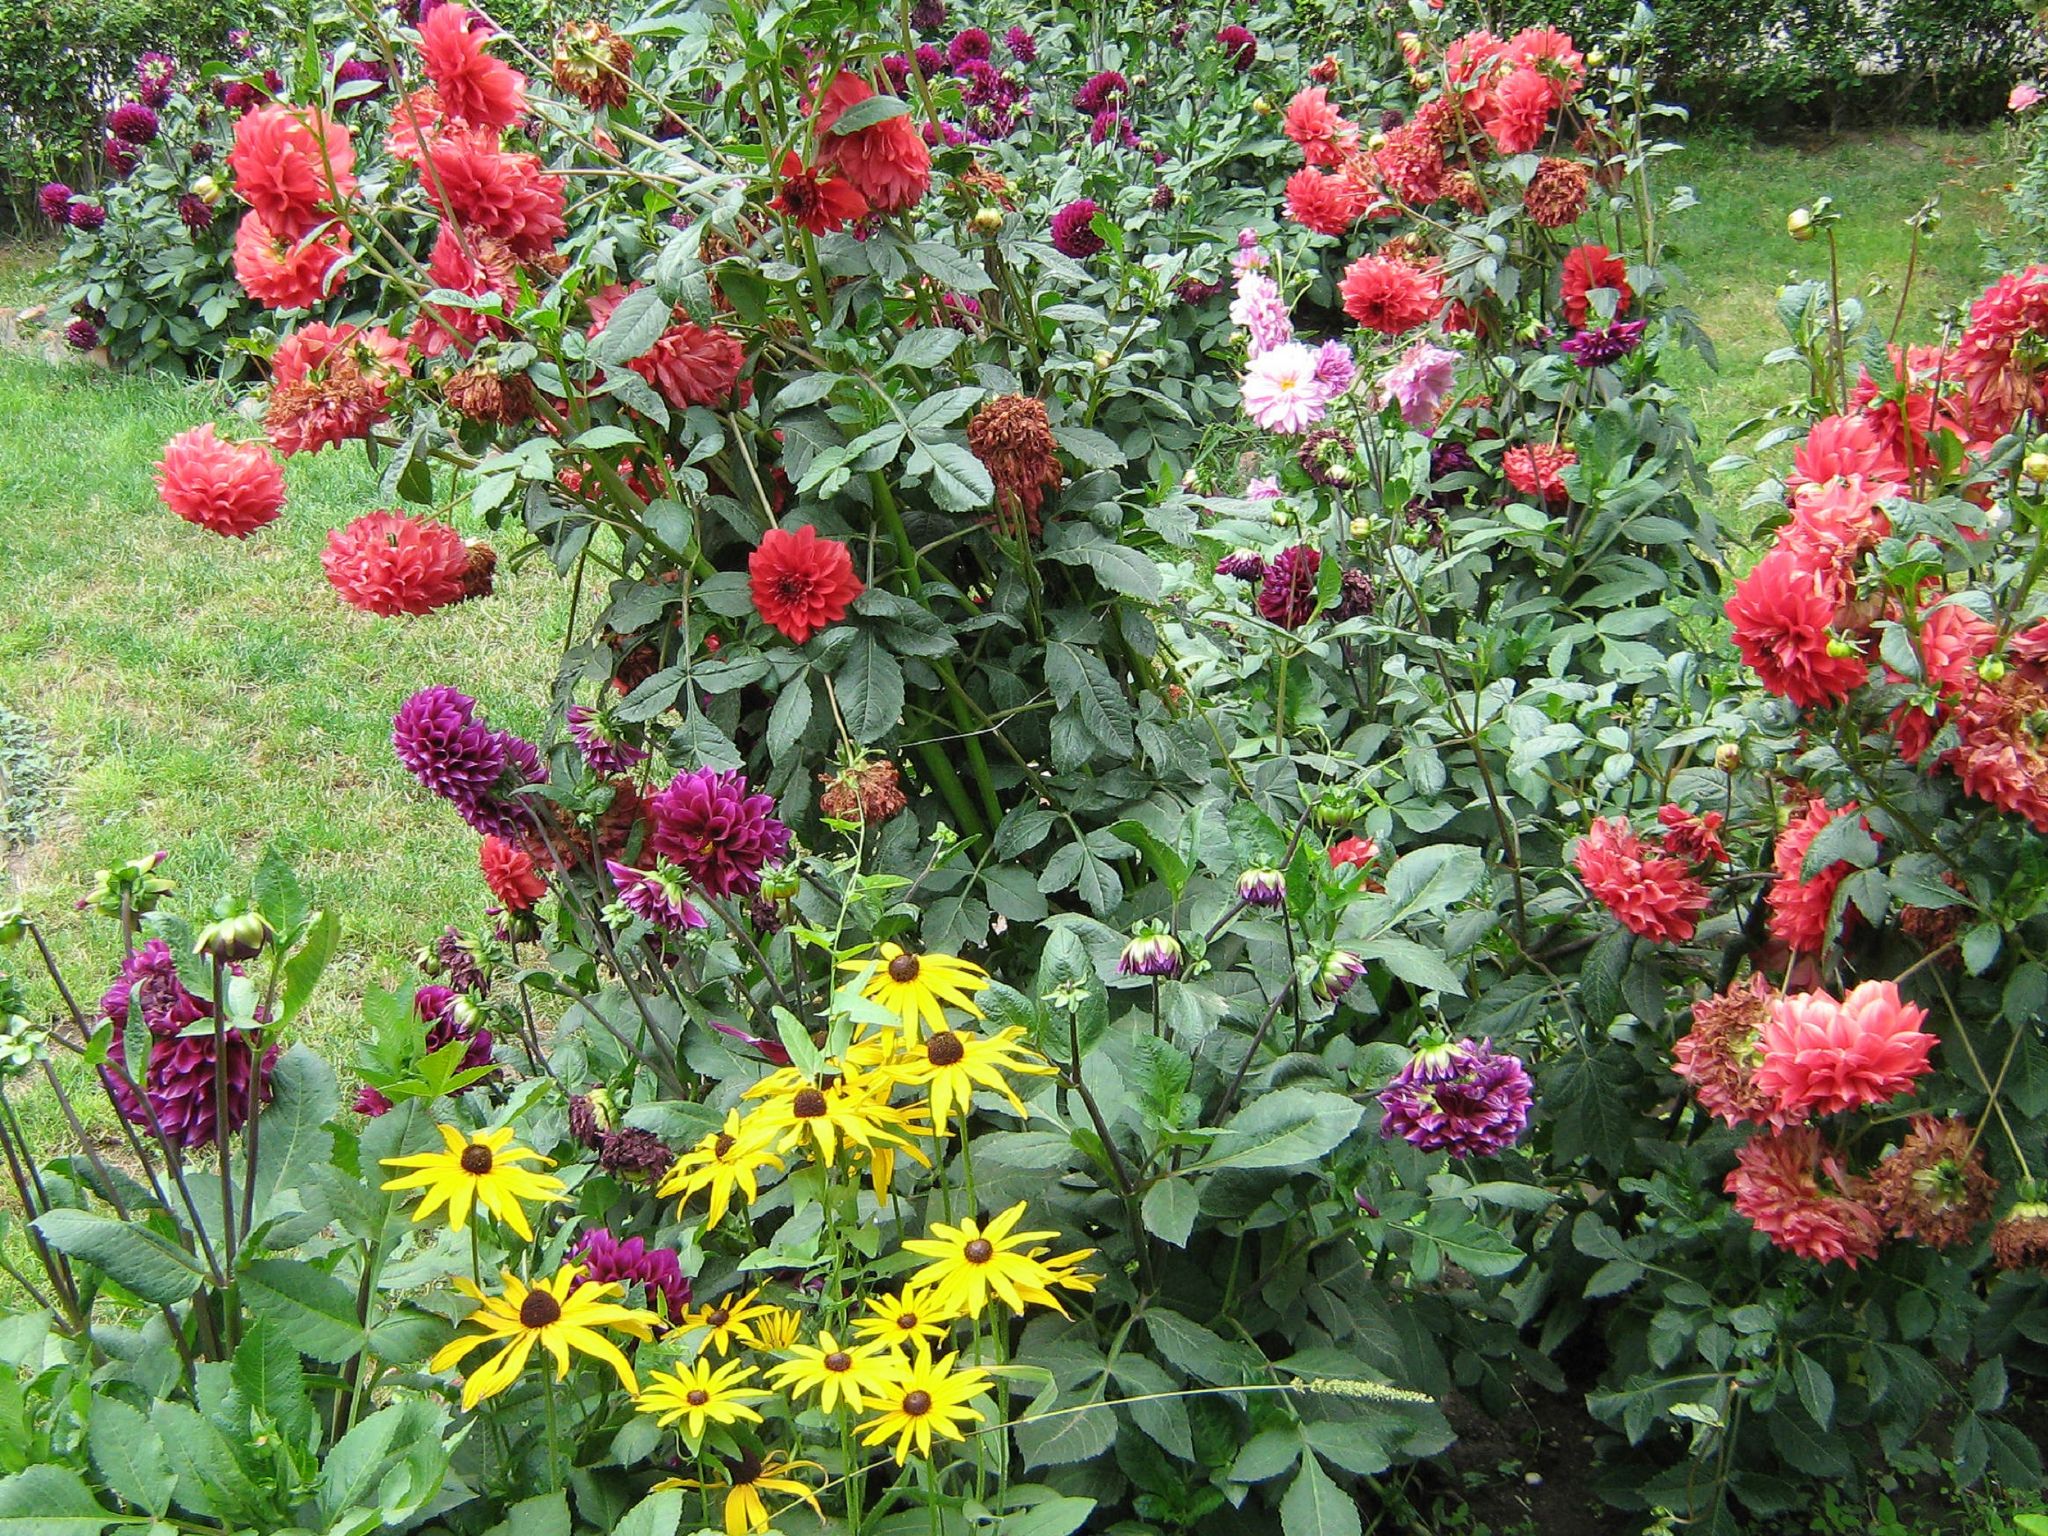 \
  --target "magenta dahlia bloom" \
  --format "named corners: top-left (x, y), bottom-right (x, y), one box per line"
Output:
top-left (68, 201), bottom-right (107, 231)
top-left (1216, 24), bottom-right (1258, 70)
top-left (136, 51), bottom-right (178, 106)
top-left (1118, 930), bottom-right (1183, 978)
top-left (605, 859), bottom-right (708, 932)
top-left (1050, 198), bottom-right (1105, 259)
top-left (177, 194), bottom-right (214, 232)
top-left (647, 768), bottom-right (791, 899)
top-left (910, 0), bottom-right (945, 28)
top-left (567, 702), bottom-right (647, 775)
top-left (394, 687), bottom-right (506, 803)
top-left (103, 136), bottom-right (139, 174)
top-left (1257, 544), bottom-right (1322, 627)
top-left (1378, 1039), bottom-right (1533, 1157)
top-left (109, 101), bottom-right (160, 144)
top-left (417, 984), bottom-right (495, 1075)
top-left (1562, 320), bottom-right (1650, 368)
top-left (1074, 70), bottom-right (1129, 115)
top-left (571, 1228), bottom-right (691, 1320)
top-left (915, 42), bottom-right (946, 75)
top-left (1237, 867), bottom-right (1287, 907)
top-left (38, 182), bottom-right (73, 222)
top-left (65, 319), bottom-right (100, 351)
top-left (99, 940), bottom-right (276, 1147)
top-left (1216, 550), bottom-right (1267, 582)
top-left (948, 27), bottom-right (991, 67)
top-left (1004, 25), bottom-right (1036, 63)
